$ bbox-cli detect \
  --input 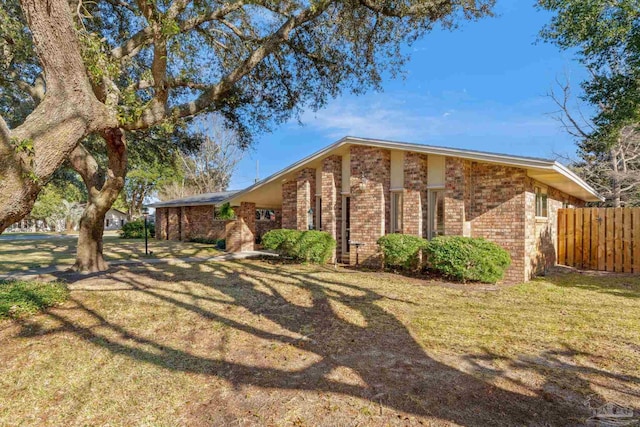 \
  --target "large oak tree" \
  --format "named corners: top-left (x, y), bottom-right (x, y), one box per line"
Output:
top-left (1, 0), bottom-right (493, 271)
